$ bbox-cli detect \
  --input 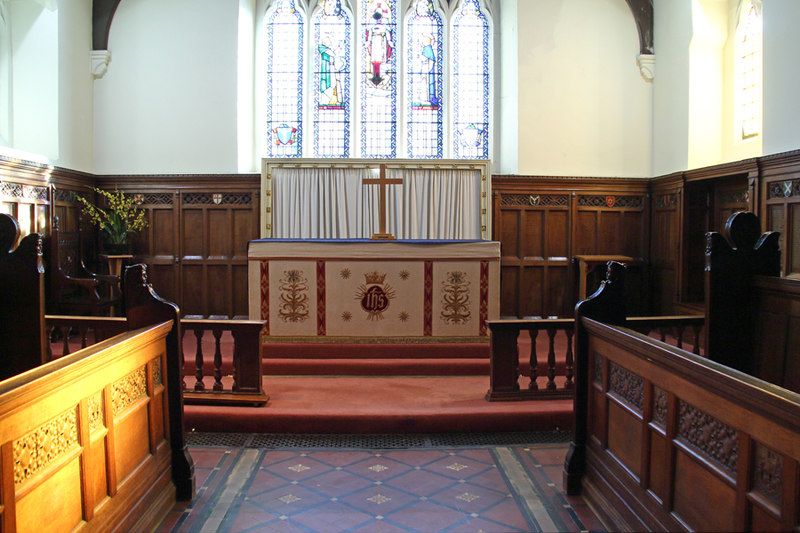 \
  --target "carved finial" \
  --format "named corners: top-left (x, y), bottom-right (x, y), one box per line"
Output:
top-left (725, 211), bottom-right (760, 251)
top-left (0, 213), bottom-right (20, 254)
